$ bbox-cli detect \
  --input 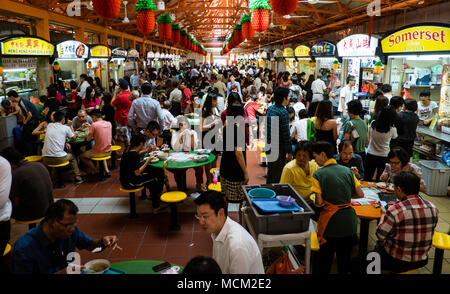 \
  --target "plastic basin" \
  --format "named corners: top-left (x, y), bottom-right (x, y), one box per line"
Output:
top-left (276, 195), bottom-right (295, 207)
top-left (248, 188), bottom-right (276, 198)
